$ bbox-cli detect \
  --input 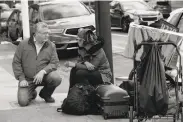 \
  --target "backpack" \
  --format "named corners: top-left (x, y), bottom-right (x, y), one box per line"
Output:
top-left (57, 83), bottom-right (99, 115)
